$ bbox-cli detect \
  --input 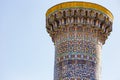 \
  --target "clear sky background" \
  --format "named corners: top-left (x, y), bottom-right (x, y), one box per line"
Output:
top-left (0, 0), bottom-right (120, 80)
